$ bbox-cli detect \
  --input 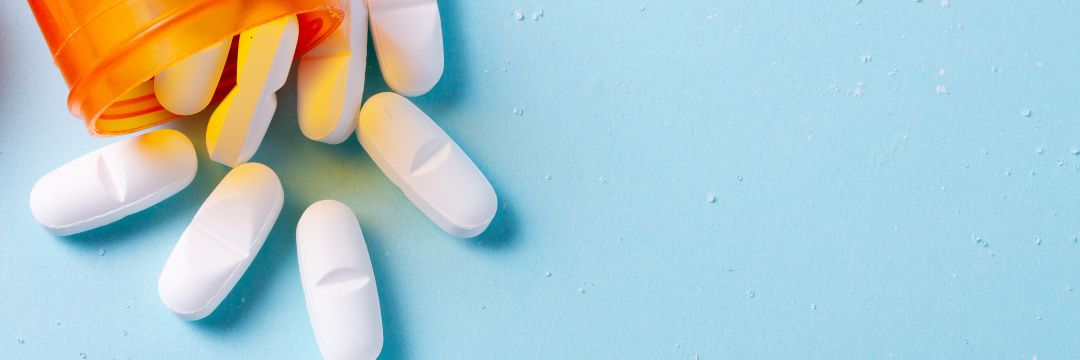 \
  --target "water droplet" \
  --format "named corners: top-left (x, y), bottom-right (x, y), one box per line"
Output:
top-left (512, 9), bottom-right (524, 21)
top-left (1066, 285), bottom-right (1074, 292)
top-left (691, 353), bottom-right (699, 360)
top-left (706, 194), bottom-right (717, 203)
top-left (98, 248), bottom-right (105, 256)
top-left (1034, 236), bottom-right (1041, 245)
top-left (737, 176), bottom-right (743, 182)
top-left (480, 305), bottom-right (486, 310)
top-left (1036, 315), bottom-right (1042, 321)
top-left (56, 321), bottom-right (61, 326)
top-left (1036, 148), bottom-right (1044, 155)
top-left (545, 272), bottom-right (552, 277)
top-left (598, 176), bottom-right (607, 184)
top-left (811, 304), bottom-right (817, 310)
top-left (80, 352), bottom-right (87, 359)
top-left (577, 288), bottom-right (585, 294)
top-left (1022, 109), bottom-right (1032, 117)
top-left (512, 108), bottom-right (523, 116)
top-left (1071, 148), bottom-right (1079, 155)
top-left (746, 290), bottom-right (755, 298)
top-left (122, 330), bottom-right (128, 336)
top-left (544, 174), bottom-right (551, 180)
top-left (17, 338), bottom-right (24, 344)
top-left (639, 5), bottom-right (646, 12)
top-left (973, 234), bottom-right (988, 247)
